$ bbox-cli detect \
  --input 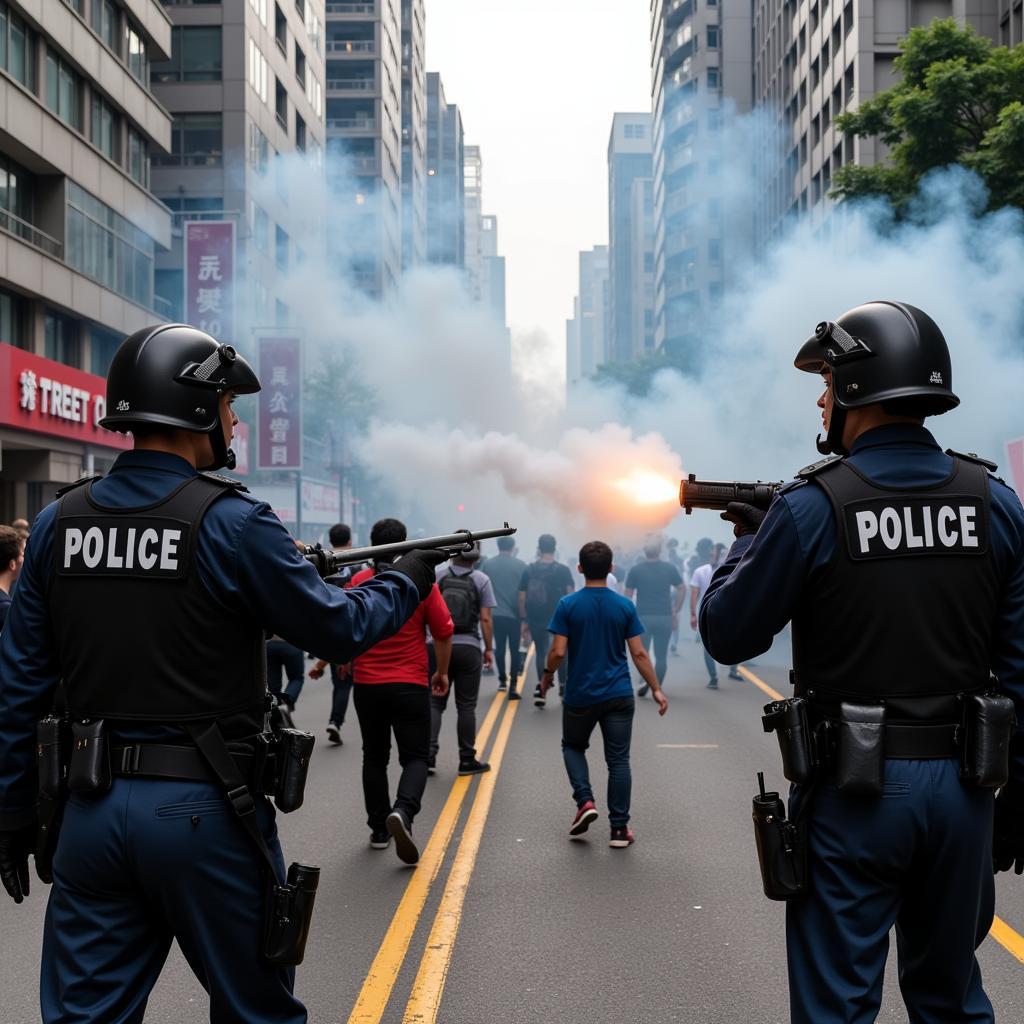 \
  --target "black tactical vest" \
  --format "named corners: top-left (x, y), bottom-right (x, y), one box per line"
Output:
top-left (791, 456), bottom-right (1001, 723)
top-left (49, 475), bottom-right (266, 722)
